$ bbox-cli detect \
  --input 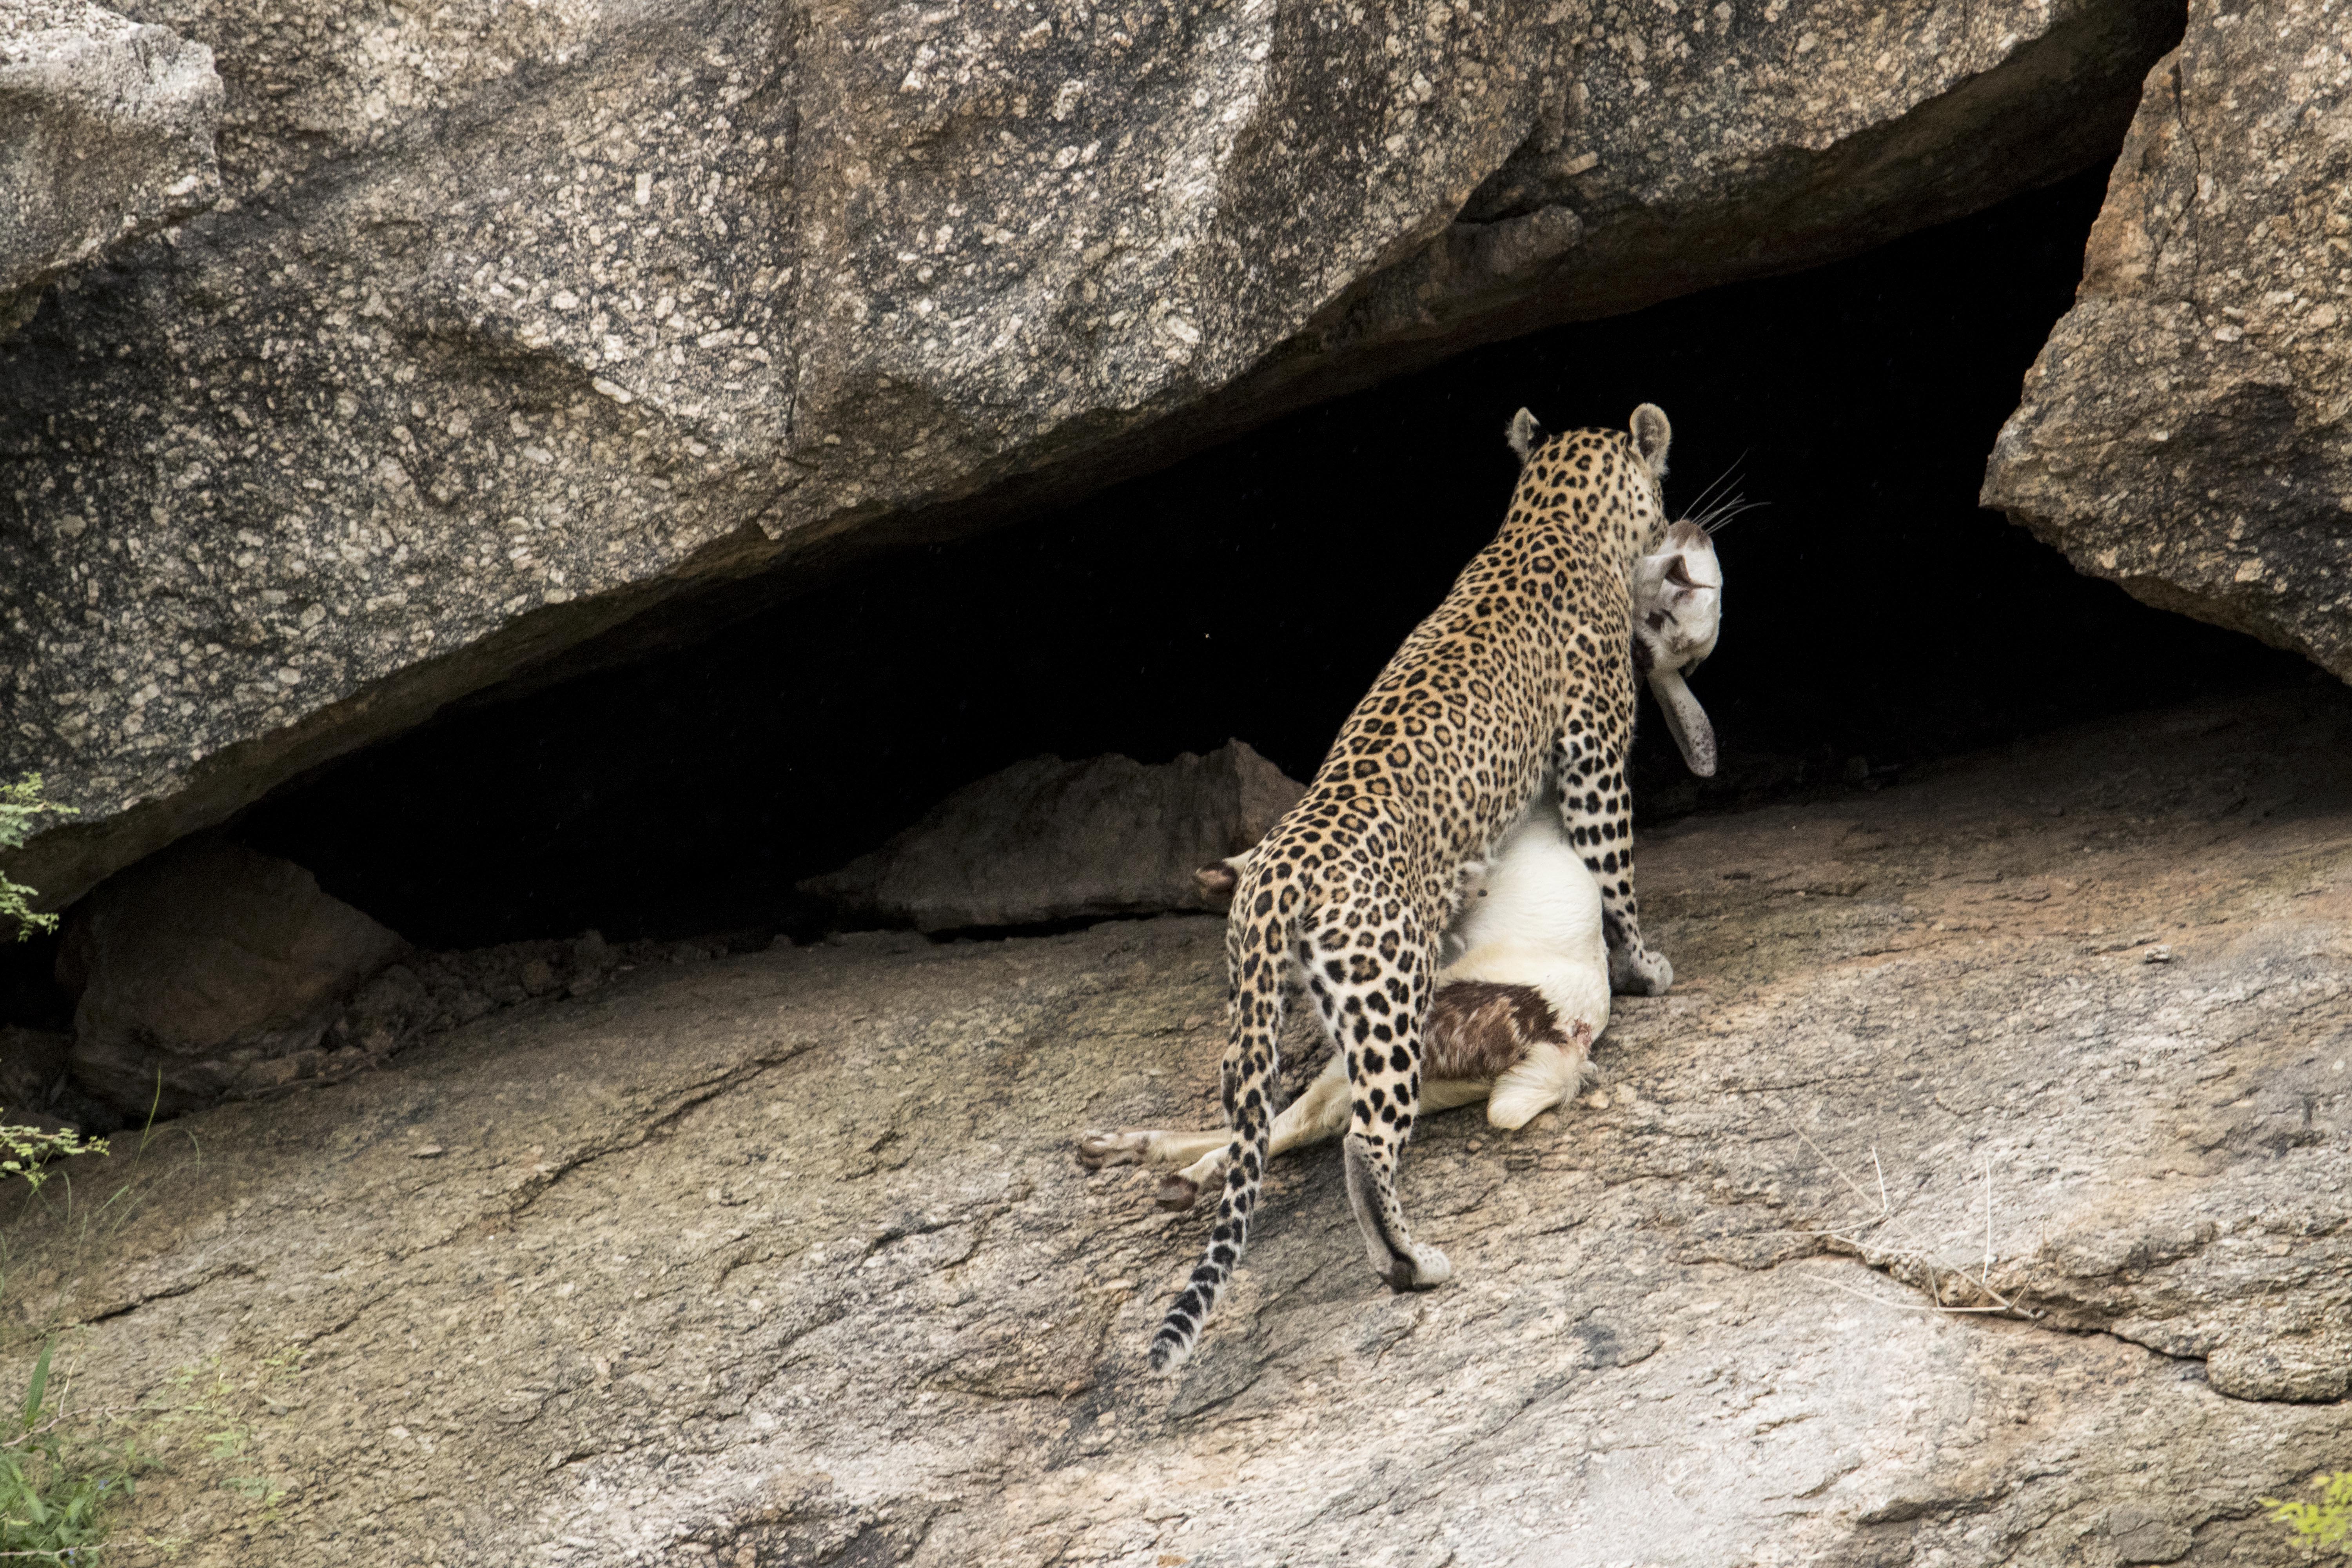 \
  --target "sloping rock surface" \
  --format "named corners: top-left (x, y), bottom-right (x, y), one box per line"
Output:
top-left (0, 0), bottom-right (2180, 911)
top-left (4, 687), bottom-right (2347, 1565)
top-left (801, 740), bottom-right (1305, 931)
top-left (1983, 6), bottom-right (2352, 682)
top-left (0, 0), bottom-right (221, 331)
